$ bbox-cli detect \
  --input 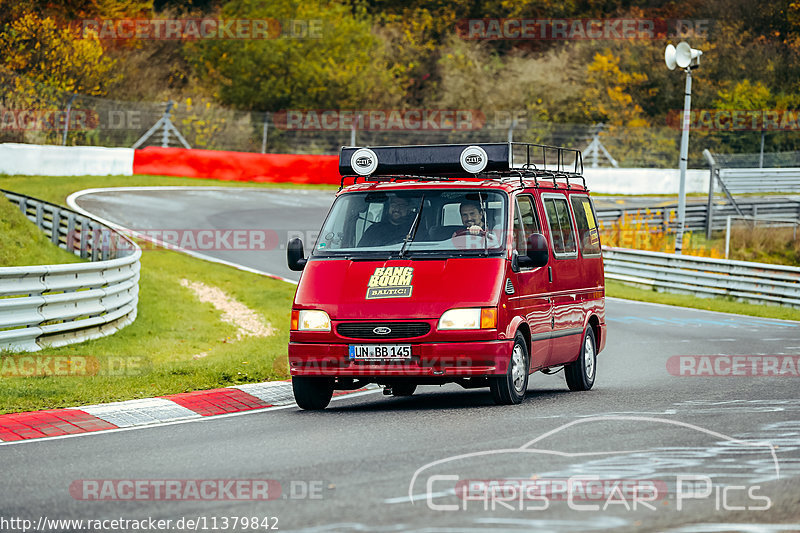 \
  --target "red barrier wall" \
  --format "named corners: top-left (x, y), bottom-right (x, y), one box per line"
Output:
top-left (132, 147), bottom-right (340, 184)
